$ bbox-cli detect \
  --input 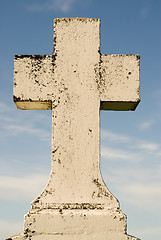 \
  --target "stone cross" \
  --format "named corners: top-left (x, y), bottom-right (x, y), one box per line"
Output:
top-left (12, 18), bottom-right (140, 240)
